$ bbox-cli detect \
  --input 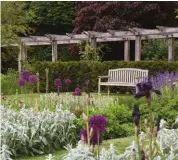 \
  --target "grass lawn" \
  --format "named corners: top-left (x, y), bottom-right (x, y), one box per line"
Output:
top-left (15, 136), bottom-right (134, 160)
